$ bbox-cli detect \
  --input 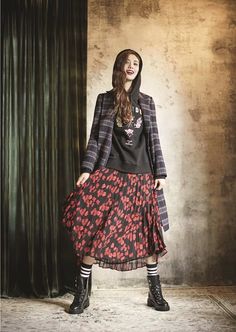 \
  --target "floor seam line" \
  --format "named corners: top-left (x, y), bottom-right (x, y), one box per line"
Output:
top-left (208, 294), bottom-right (236, 322)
